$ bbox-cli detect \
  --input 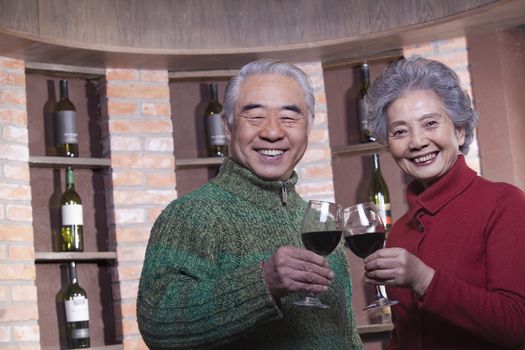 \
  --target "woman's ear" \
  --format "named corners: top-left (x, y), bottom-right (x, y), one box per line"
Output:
top-left (456, 127), bottom-right (466, 147)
